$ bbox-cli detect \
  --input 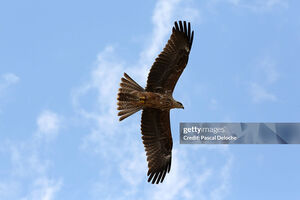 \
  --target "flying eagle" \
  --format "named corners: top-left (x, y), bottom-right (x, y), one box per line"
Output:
top-left (117, 21), bottom-right (194, 184)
